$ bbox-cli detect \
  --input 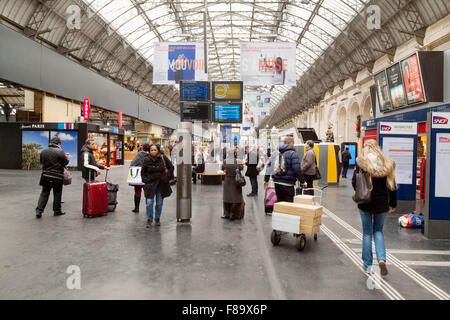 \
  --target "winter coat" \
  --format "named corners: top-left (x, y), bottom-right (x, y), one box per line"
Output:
top-left (39, 143), bottom-right (69, 187)
top-left (264, 144), bottom-right (305, 185)
top-left (342, 150), bottom-right (351, 165)
top-left (141, 153), bottom-right (173, 199)
top-left (130, 151), bottom-right (148, 167)
top-left (245, 150), bottom-right (259, 177)
top-left (222, 158), bottom-right (244, 204)
top-left (301, 148), bottom-right (317, 176)
top-left (81, 145), bottom-right (105, 181)
top-left (193, 153), bottom-right (205, 173)
top-left (352, 153), bottom-right (397, 214)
